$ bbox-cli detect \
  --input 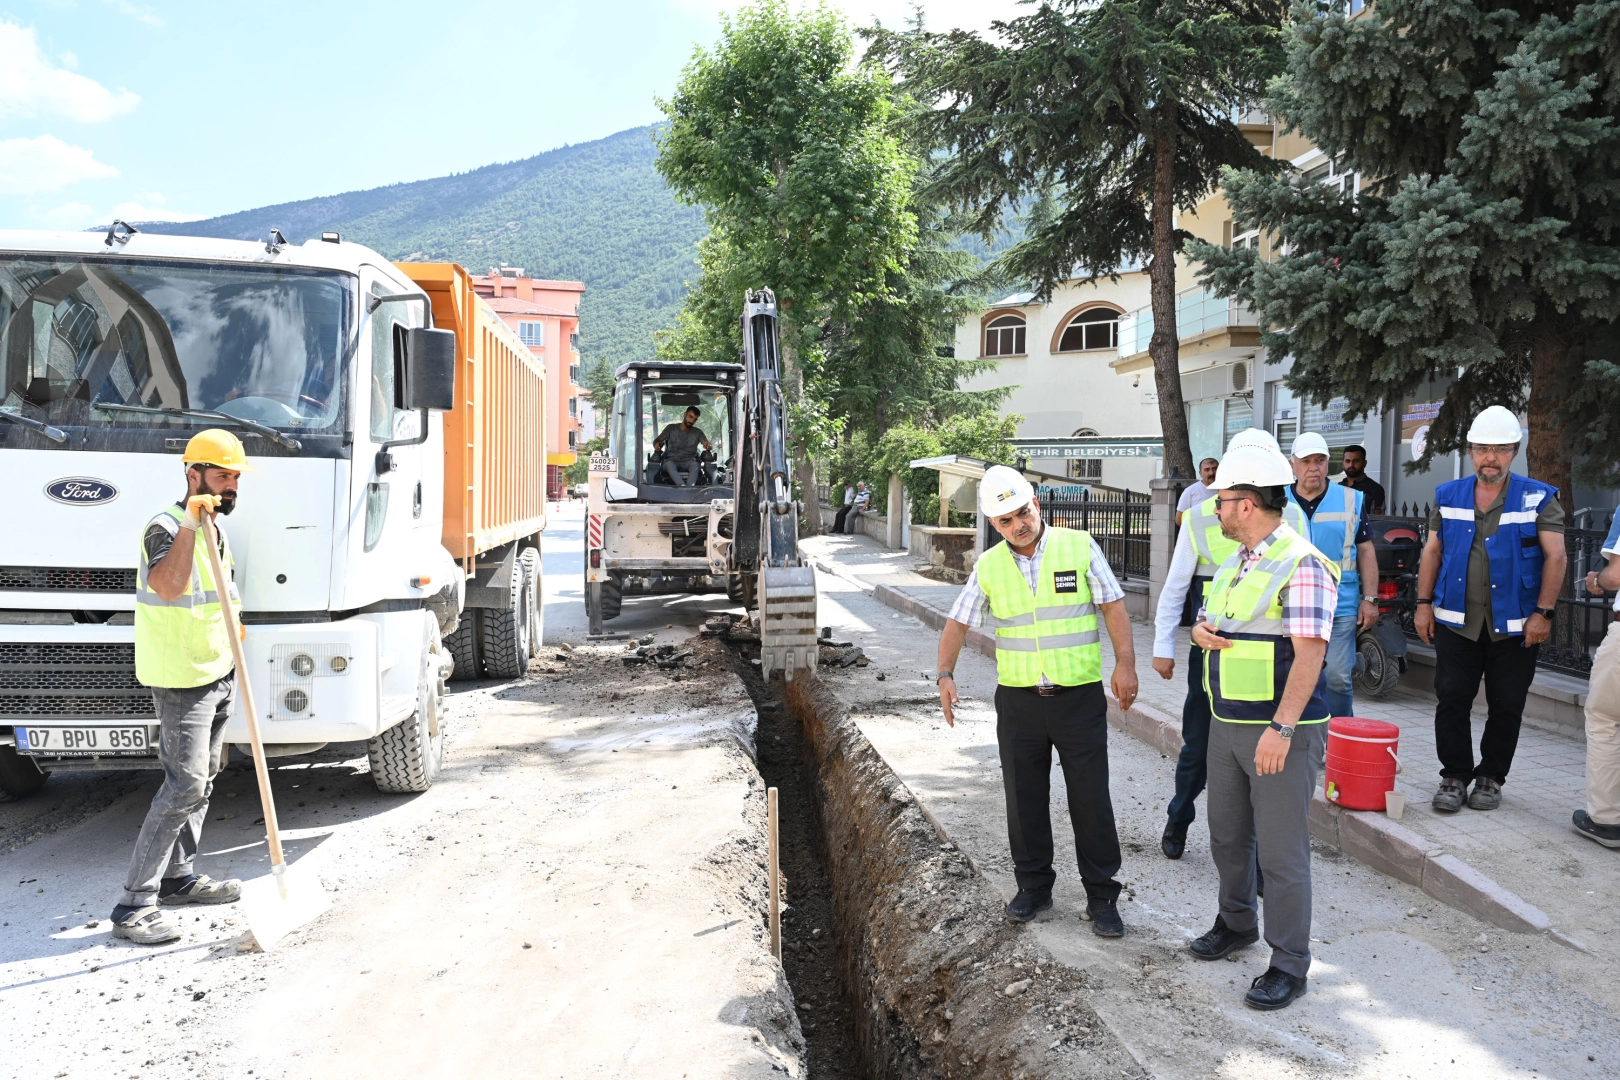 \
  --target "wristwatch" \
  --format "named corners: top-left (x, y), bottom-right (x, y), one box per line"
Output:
top-left (1535, 606), bottom-right (1557, 620)
top-left (1362, 595), bottom-right (1378, 604)
top-left (935, 671), bottom-right (954, 684)
top-left (1267, 721), bottom-right (1295, 740)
